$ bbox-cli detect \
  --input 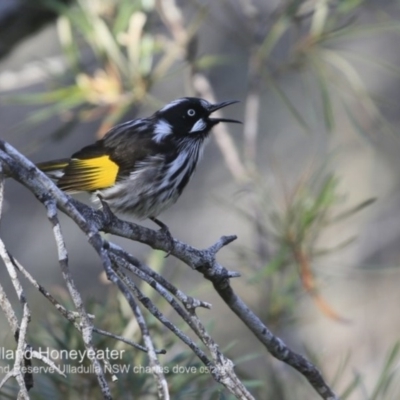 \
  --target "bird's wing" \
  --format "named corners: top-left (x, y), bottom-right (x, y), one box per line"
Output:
top-left (56, 119), bottom-right (165, 192)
